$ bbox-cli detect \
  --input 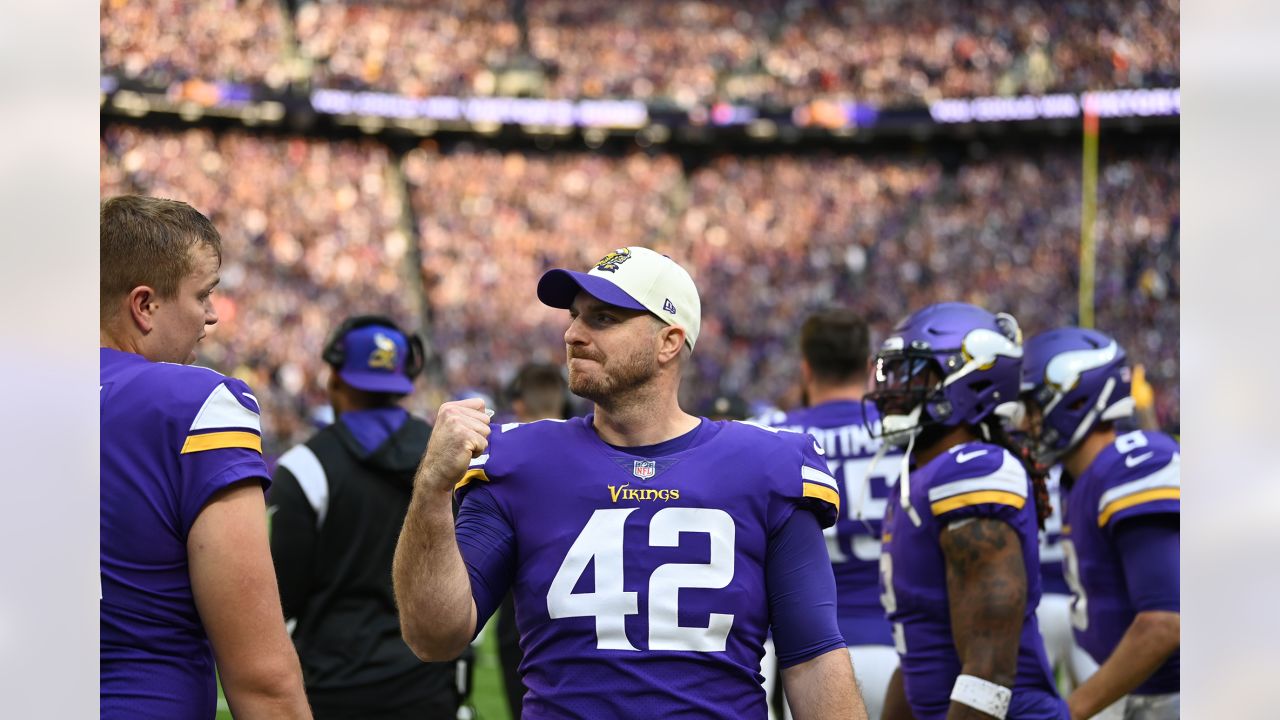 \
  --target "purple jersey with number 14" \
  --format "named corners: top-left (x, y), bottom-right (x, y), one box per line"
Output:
top-left (455, 416), bottom-right (840, 719)
top-left (761, 400), bottom-right (901, 646)
top-left (881, 441), bottom-right (1066, 720)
